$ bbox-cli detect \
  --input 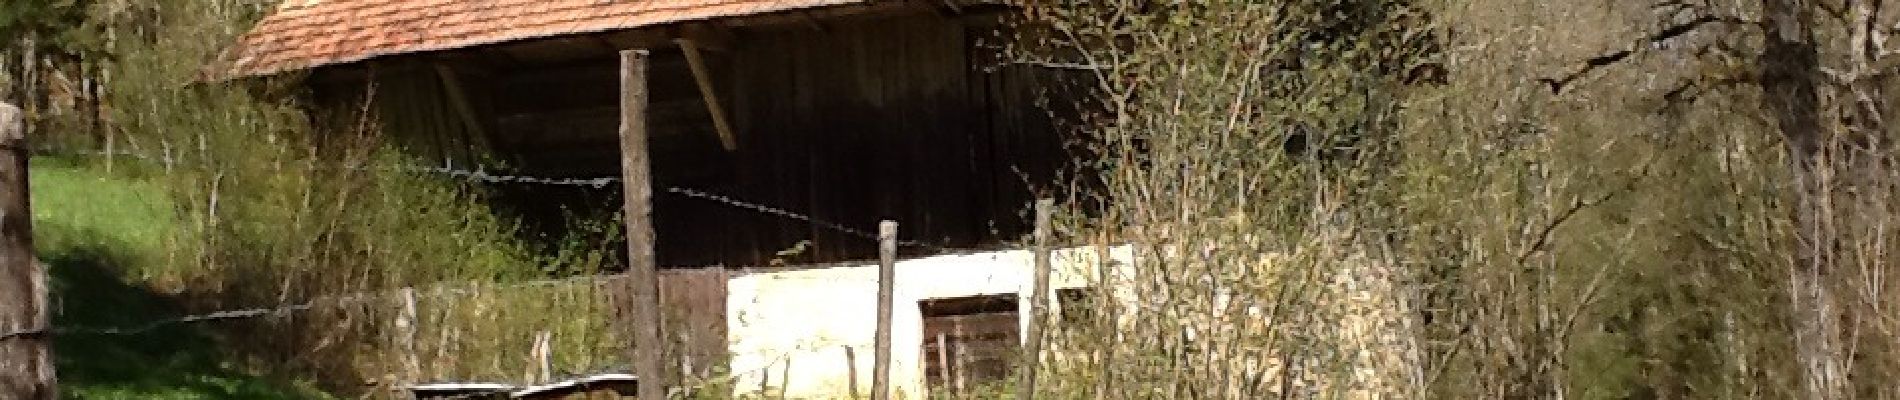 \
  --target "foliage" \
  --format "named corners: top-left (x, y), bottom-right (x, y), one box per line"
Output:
top-left (32, 158), bottom-right (335, 399)
top-left (12, 1), bottom-right (628, 396)
top-left (1011, 0), bottom-right (1436, 397)
top-left (1017, 1), bottom-right (1900, 399)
